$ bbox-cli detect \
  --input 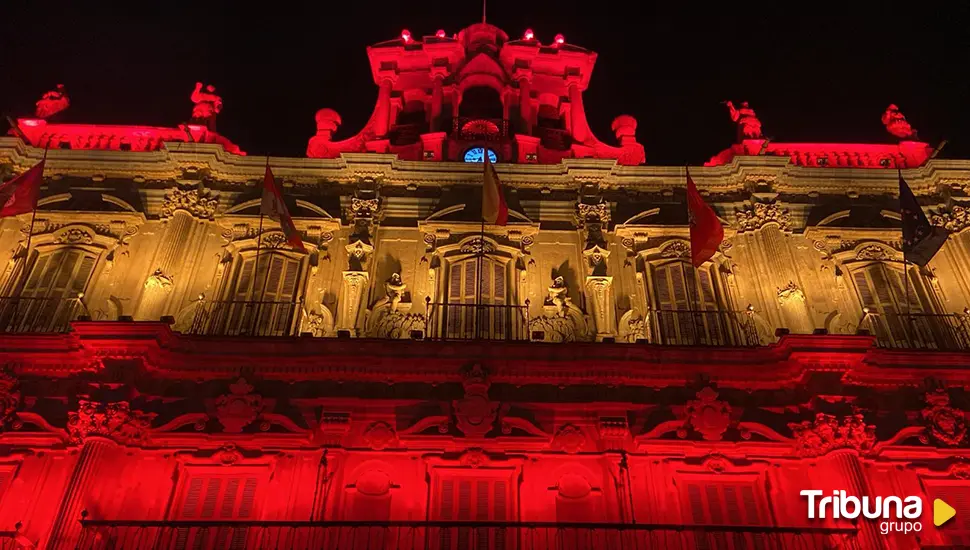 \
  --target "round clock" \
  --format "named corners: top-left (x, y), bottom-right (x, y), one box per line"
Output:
top-left (463, 147), bottom-right (498, 163)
